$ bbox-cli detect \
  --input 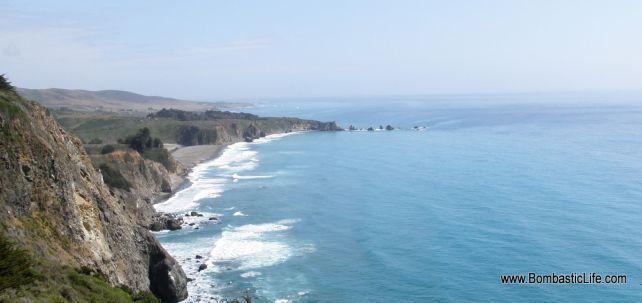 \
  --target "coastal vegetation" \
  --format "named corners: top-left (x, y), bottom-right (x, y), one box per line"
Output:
top-left (149, 108), bottom-right (258, 120)
top-left (99, 163), bottom-right (132, 190)
top-left (0, 232), bottom-right (159, 303)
